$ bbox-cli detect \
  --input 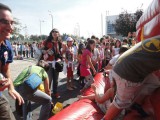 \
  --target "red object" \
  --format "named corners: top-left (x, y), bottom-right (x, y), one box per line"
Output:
top-left (67, 67), bottom-right (73, 78)
top-left (49, 72), bottom-right (160, 120)
top-left (136, 0), bottom-right (160, 41)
